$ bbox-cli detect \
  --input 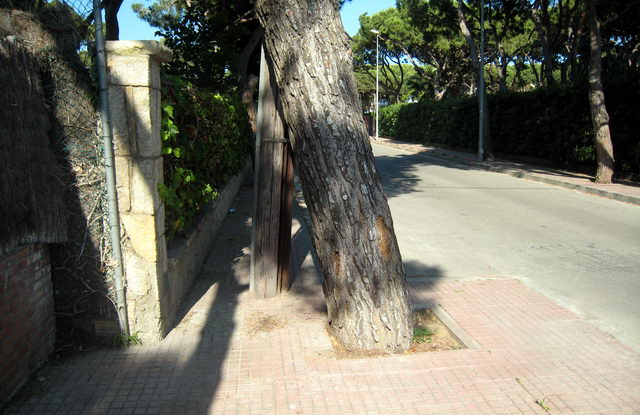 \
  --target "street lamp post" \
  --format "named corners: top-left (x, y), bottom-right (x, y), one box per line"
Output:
top-left (370, 29), bottom-right (380, 140)
top-left (478, 0), bottom-right (485, 161)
